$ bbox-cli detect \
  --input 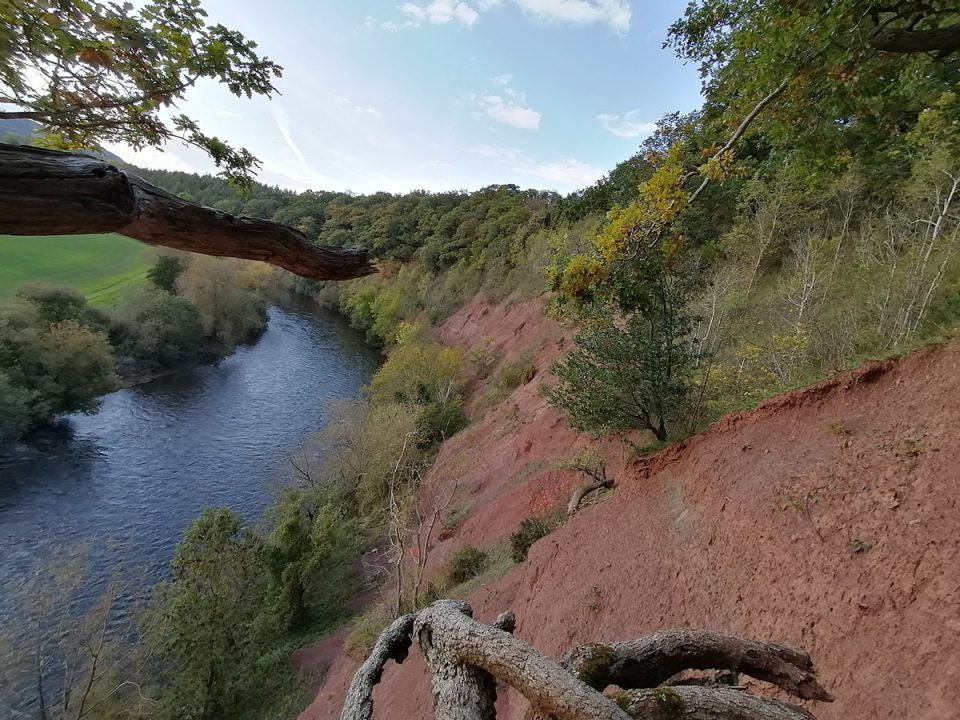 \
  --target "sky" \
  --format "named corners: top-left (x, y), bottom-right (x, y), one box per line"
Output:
top-left (106, 0), bottom-right (704, 195)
